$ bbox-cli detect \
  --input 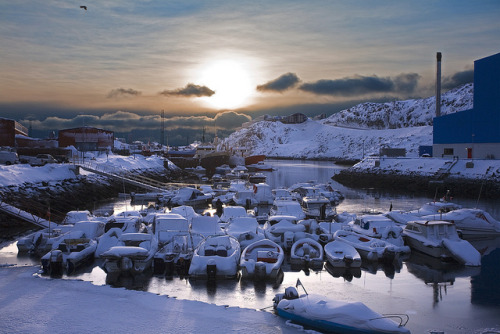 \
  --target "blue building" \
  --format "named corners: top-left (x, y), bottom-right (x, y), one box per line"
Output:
top-left (433, 52), bottom-right (500, 159)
